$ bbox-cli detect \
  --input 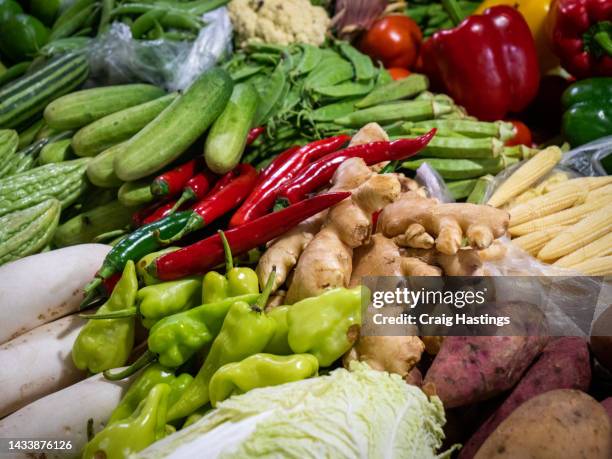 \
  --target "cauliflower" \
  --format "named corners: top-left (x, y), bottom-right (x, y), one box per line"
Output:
top-left (228, 0), bottom-right (331, 47)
